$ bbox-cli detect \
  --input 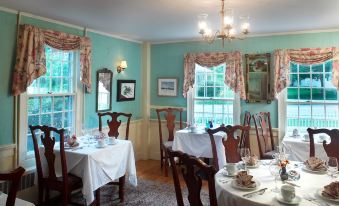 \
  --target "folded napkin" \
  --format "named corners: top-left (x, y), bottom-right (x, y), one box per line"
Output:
top-left (305, 157), bottom-right (327, 171)
top-left (322, 181), bottom-right (339, 199)
top-left (235, 171), bottom-right (256, 188)
top-left (245, 155), bottom-right (259, 166)
top-left (65, 141), bottom-right (79, 148)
